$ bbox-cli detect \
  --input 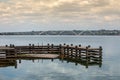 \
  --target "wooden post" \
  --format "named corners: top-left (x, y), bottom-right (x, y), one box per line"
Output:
top-left (71, 44), bottom-right (73, 46)
top-left (85, 46), bottom-right (89, 68)
top-left (59, 44), bottom-right (62, 54)
top-left (79, 45), bottom-right (81, 59)
top-left (32, 44), bottom-right (34, 47)
top-left (75, 46), bottom-right (78, 59)
top-left (51, 44), bottom-right (54, 48)
top-left (51, 44), bottom-right (54, 53)
top-left (86, 47), bottom-right (89, 62)
top-left (47, 43), bottom-right (50, 53)
top-left (14, 49), bottom-right (17, 57)
top-left (5, 45), bottom-right (8, 47)
top-left (88, 45), bottom-right (91, 61)
top-left (29, 44), bottom-right (31, 53)
top-left (63, 43), bottom-right (66, 56)
top-left (32, 44), bottom-right (34, 53)
top-left (63, 46), bottom-right (66, 57)
top-left (61, 47), bottom-right (64, 55)
top-left (88, 45), bottom-right (91, 48)
top-left (10, 44), bottom-right (12, 48)
top-left (19, 48), bottom-right (21, 54)
top-left (79, 44), bottom-right (81, 47)
top-left (60, 44), bottom-right (64, 59)
top-left (12, 45), bottom-right (17, 57)
top-left (70, 44), bottom-right (73, 58)
top-left (66, 45), bottom-right (69, 58)
top-left (12, 44), bottom-right (14, 47)
top-left (99, 46), bottom-right (102, 60)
